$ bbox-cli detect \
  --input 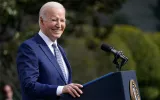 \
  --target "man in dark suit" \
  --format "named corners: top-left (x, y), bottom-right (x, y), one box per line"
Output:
top-left (16, 1), bottom-right (83, 100)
